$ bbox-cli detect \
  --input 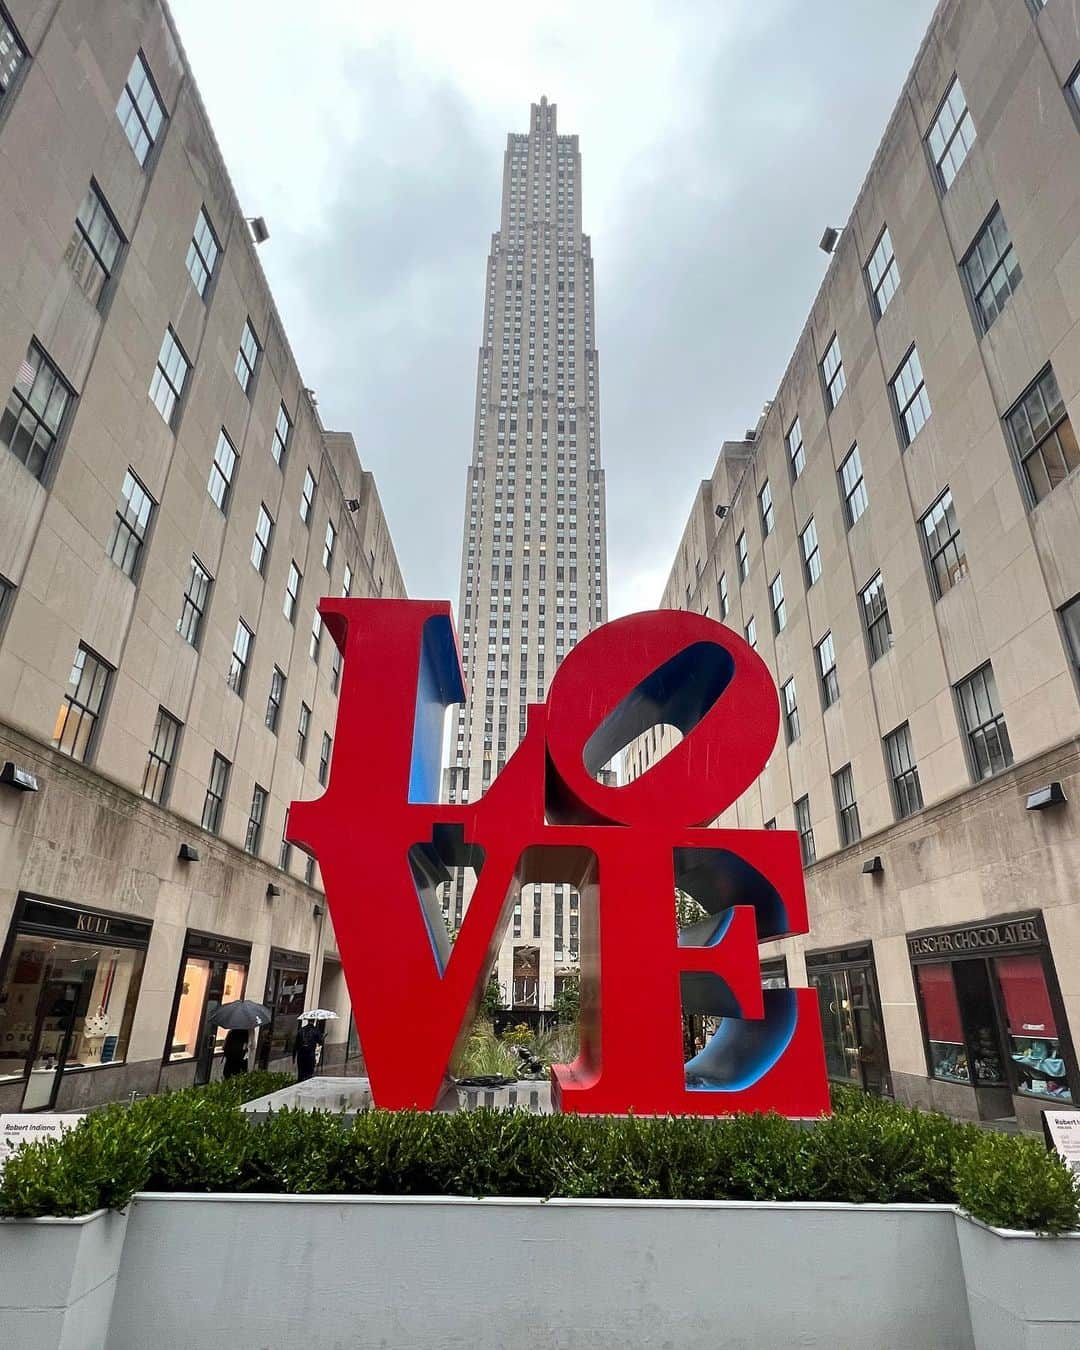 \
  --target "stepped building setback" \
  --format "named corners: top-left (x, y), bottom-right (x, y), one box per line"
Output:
top-left (628, 0), bottom-right (1080, 1126)
top-left (0, 0), bottom-right (405, 1111)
